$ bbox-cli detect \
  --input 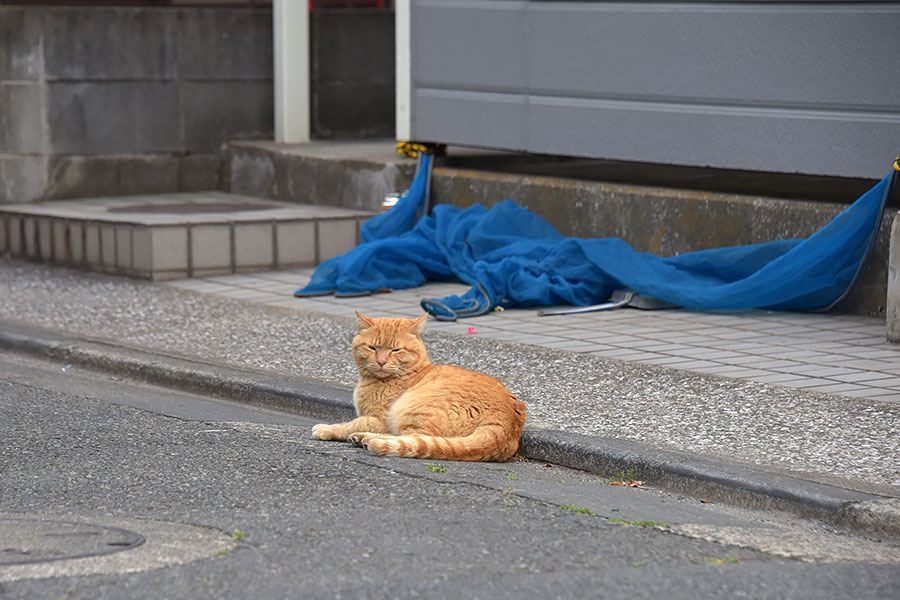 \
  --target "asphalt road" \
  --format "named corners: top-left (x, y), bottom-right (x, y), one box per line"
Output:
top-left (1, 351), bottom-right (898, 599)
